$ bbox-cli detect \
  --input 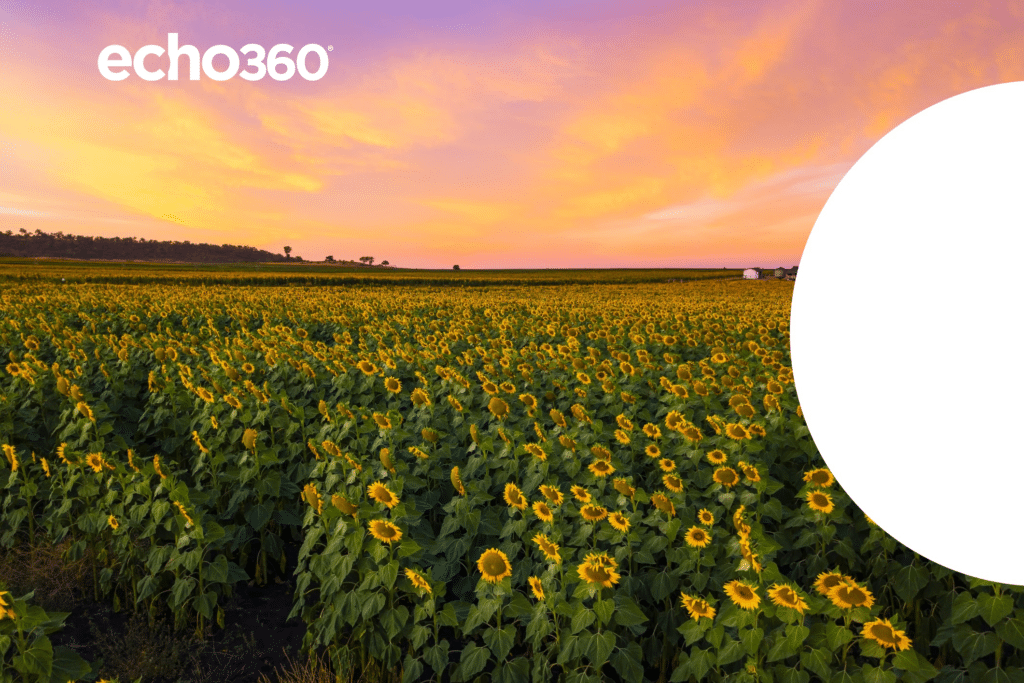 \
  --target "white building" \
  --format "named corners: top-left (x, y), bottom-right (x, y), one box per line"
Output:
top-left (742, 268), bottom-right (759, 279)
